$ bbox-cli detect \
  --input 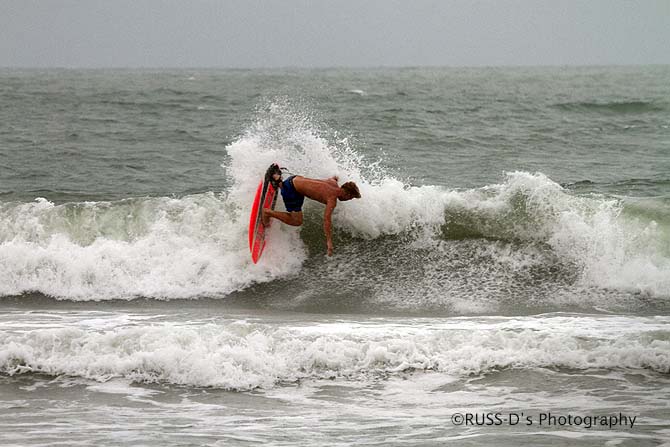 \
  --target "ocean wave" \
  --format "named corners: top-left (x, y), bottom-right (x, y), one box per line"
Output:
top-left (1, 317), bottom-right (667, 390)
top-left (1, 100), bottom-right (669, 301)
top-left (0, 182), bottom-right (667, 302)
top-left (0, 193), bottom-right (305, 300)
top-left (332, 170), bottom-right (670, 298)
